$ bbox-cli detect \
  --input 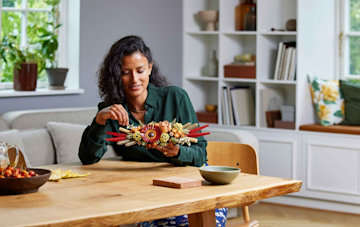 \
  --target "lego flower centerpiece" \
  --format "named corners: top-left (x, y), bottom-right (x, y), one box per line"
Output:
top-left (105, 119), bottom-right (210, 149)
